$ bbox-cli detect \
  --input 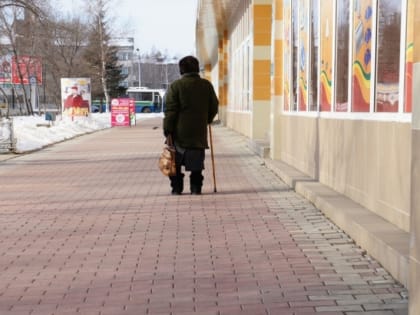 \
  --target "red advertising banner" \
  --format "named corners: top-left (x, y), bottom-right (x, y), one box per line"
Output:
top-left (12, 56), bottom-right (43, 85)
top-left (111, 98), bottom-right (135, 127)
